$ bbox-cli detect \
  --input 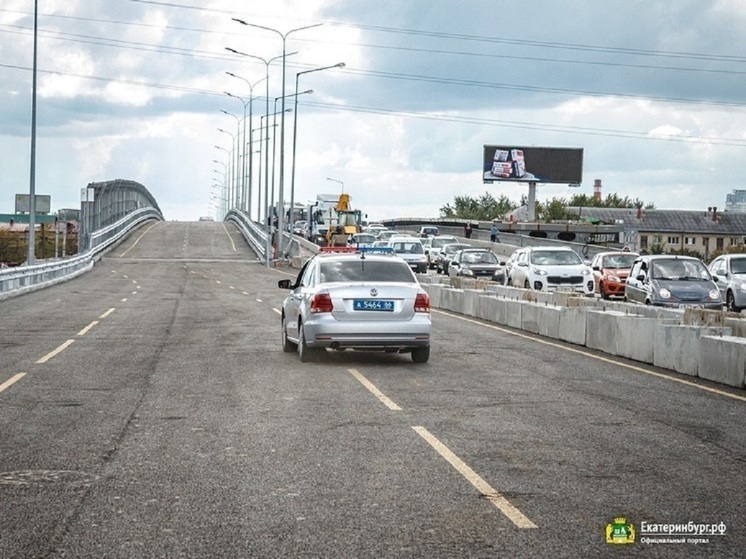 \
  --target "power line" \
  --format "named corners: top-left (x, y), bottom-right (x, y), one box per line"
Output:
top-left (2, 61), bottom-right (744, 148)
top-left (2, 23), bottom-right (743, 109)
